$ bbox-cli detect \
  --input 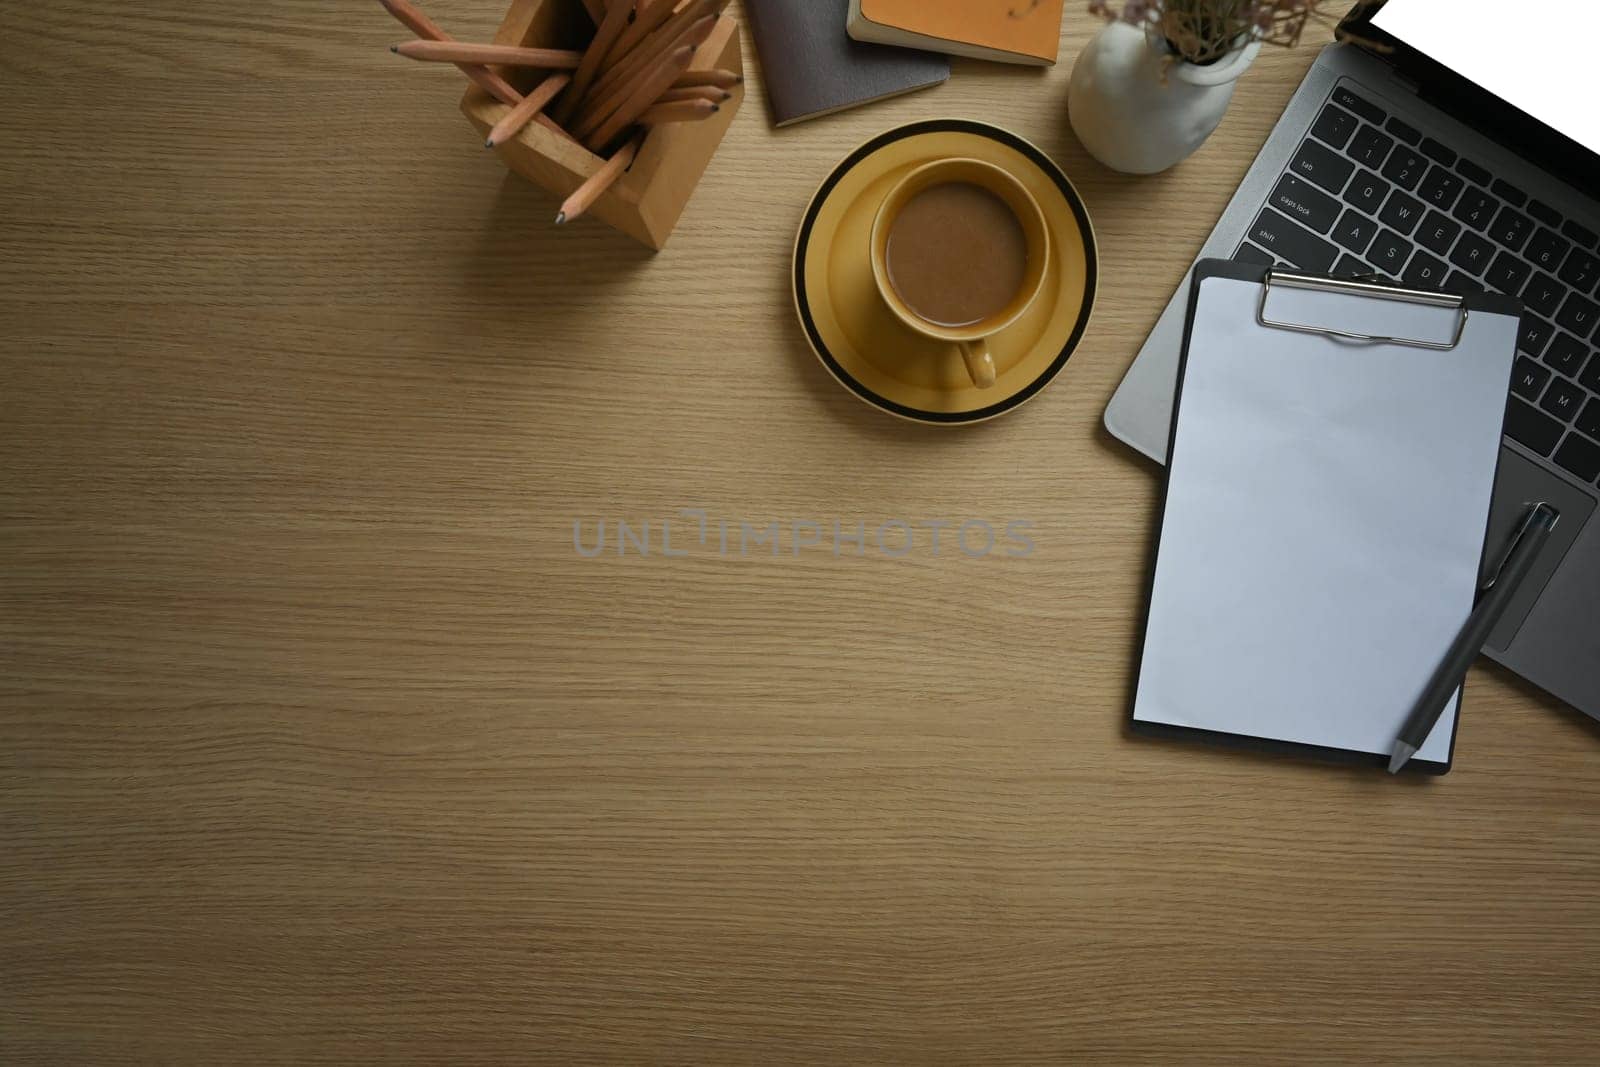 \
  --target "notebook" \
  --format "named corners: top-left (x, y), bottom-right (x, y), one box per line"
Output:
top-left (745, 0), bottom-right (948, 127)
top-left (1131, 260), bottom-right (1522, 773)
top-left (847, 0), bottom-right (1065, 67)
